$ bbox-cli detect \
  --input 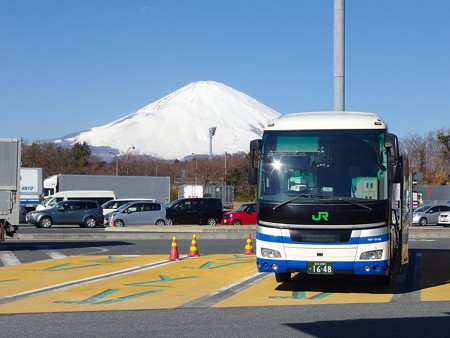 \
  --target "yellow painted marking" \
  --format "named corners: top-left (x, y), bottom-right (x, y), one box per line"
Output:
top-left (215, 274), bottom-right (394, 307)
top-left (1, 252), bottom-right (449, 314)
top-left (0, 255), bottom-right (167, 298)
top-left (421, 252), bottom-right (450, 301)
top-left (0, 254), bottom-right (256, 314)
